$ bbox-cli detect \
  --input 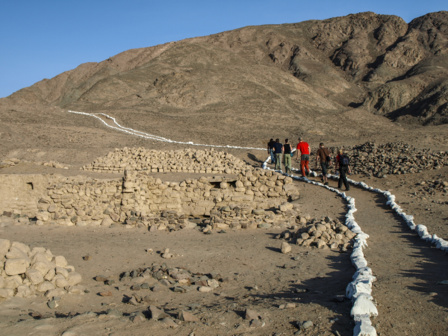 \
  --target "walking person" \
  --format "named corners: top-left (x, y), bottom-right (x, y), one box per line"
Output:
top-left (296, 137), bottom-right (310, 177)
top-left (283, 139), bottom-right (293, 175)
top-left (335, 149), bottom-right (351, 191)
top-left (267, 138), bottom-right (276, 165)
top-left (316, 142), bottom-right (331, 185)
top-left (273, 138), bottom-right (283, 172)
